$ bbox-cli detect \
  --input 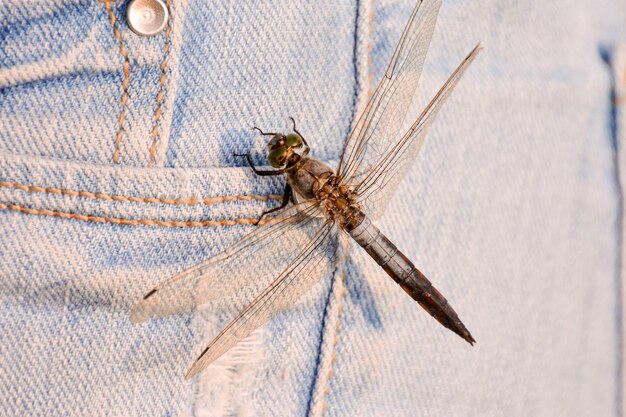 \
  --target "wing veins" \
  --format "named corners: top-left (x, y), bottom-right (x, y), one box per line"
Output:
top-left (185, 221), bottom-right (336, 379)
top-left (143, 203), bottom-right (317, 295)
top-left (343, 28), bottom-right (432, 182)
top-left (337, 0), bottom-right (440, 179)
top-left (130, 202), bottom-right (323, 323)
top-left (355, 44), bottom-right (483, 202)
top-left (341, 19), bottom-right (431, 180)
